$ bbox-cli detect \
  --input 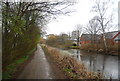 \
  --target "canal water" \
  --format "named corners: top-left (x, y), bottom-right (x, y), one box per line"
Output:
top-left (60, 49), bottom-right (119, 79)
